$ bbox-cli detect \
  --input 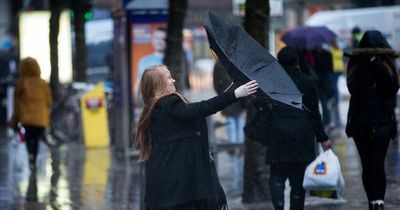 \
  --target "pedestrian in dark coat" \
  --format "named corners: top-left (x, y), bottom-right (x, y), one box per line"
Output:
top-left (313, 45), bottom-right (334, 127)
top-left (213, 61), bottom-right (246, 143)
top-left (245, 47), bottom-right (331, 210)
top-left (346, 30), bottom-right (399, 210)
top-left (134, 65), bottom-right (258, 210)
